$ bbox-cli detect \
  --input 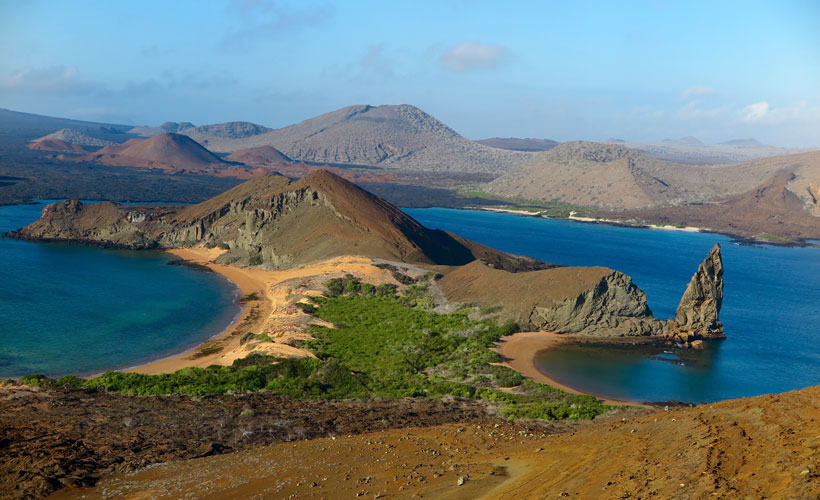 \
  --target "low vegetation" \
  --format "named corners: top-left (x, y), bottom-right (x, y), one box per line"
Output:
top-left (459, 189), bottom-right (593, 218)
top-left (22, 277), bottom-right (610, 421)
